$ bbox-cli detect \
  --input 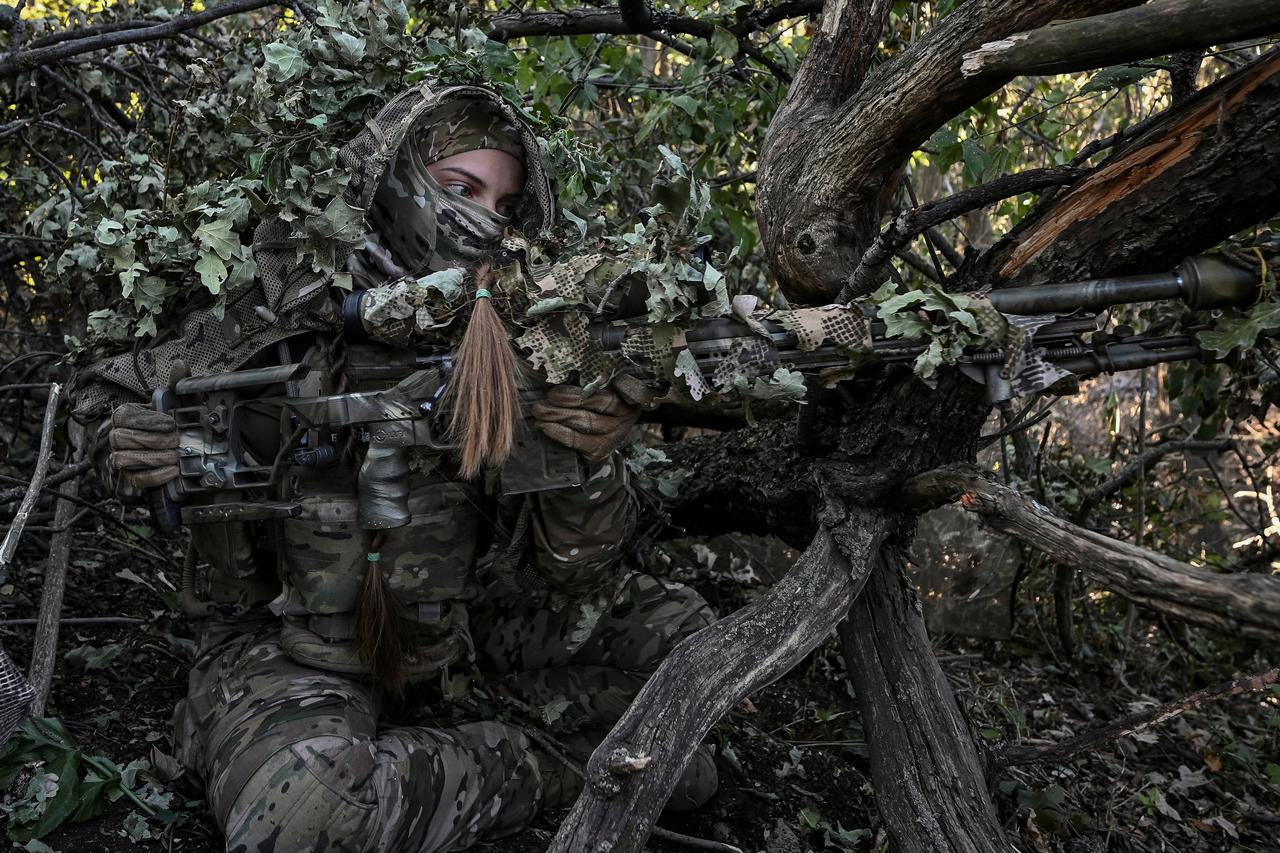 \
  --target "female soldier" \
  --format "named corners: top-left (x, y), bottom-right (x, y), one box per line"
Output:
top-left (88, 81), bottom-right (717, 852)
